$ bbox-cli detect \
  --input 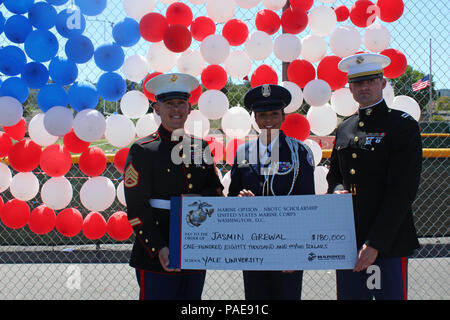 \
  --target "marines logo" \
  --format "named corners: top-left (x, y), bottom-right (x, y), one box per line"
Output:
top-left (262, 84), bottom-right (271, 97)
top-left (170, 74), bottom-right (178, 82)
top-left (356, 56), bottom-right (364, 64)
top-left (186, 201), bottom-right (214, 227)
